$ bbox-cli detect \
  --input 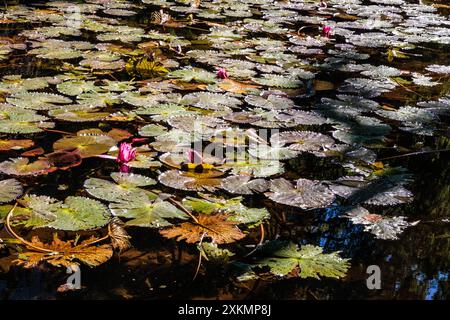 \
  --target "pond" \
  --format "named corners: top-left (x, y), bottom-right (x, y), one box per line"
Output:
top-left (0, 0), bottom-right (448, 300)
